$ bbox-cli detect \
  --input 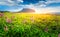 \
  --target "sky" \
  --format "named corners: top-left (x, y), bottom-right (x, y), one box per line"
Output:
top-left (0, 0), bottom-right (60, 13)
